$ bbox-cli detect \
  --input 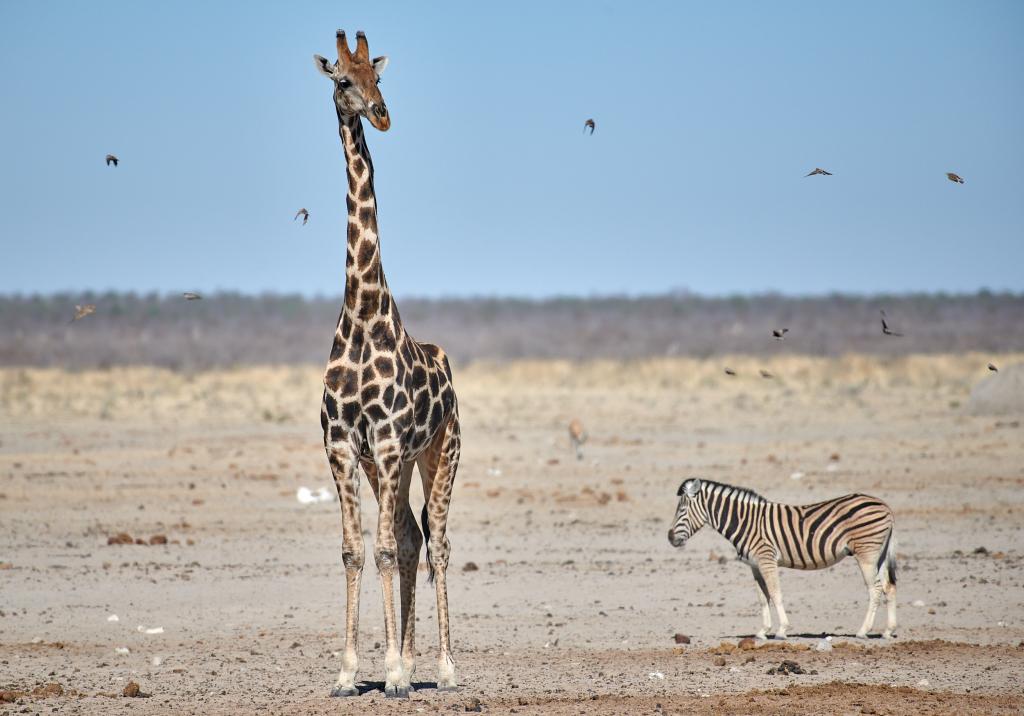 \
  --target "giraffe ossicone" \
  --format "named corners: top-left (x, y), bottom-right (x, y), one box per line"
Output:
top-left (314, 29), bottom-right (461, 699)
